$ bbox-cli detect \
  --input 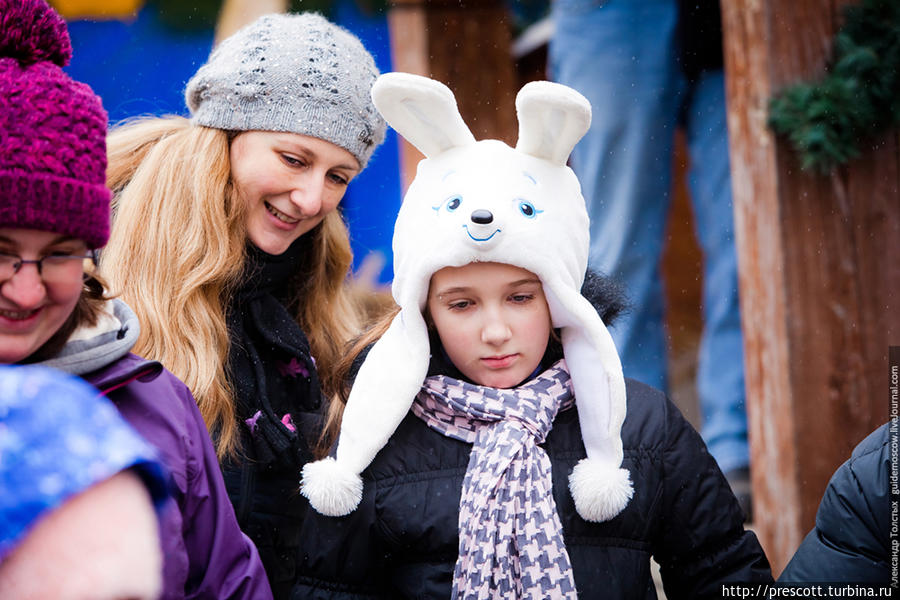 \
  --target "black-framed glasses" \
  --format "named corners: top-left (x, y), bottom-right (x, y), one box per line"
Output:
top-left (0, 250), bottom-right (96, 285)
